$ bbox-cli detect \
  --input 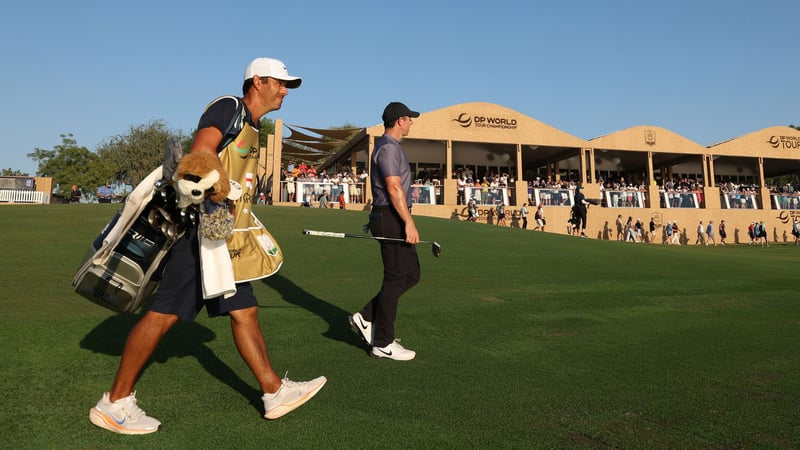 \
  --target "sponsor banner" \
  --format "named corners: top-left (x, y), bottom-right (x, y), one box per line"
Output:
top-left (0, 177), bottom-right (35, 191)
